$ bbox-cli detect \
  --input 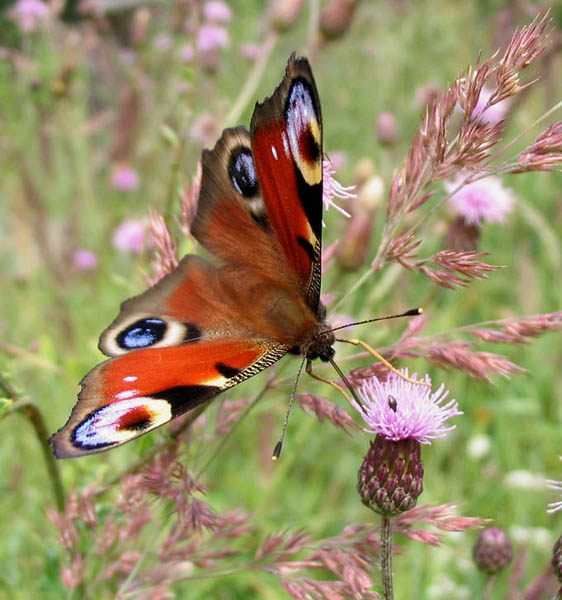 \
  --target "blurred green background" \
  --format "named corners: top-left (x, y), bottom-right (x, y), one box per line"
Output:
top-left (1, 0), bottom-right (561, 598)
